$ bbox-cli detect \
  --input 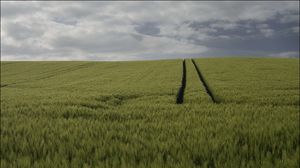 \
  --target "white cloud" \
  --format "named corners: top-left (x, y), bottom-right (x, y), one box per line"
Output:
top-left (291, 27), bottom-right (299, 34)
top-left (271, 51), bottom-right (299, 58)
top-left (260, 29), bottom-right (275, 37)
top-left (210, 22), bottom-right (238, 30)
